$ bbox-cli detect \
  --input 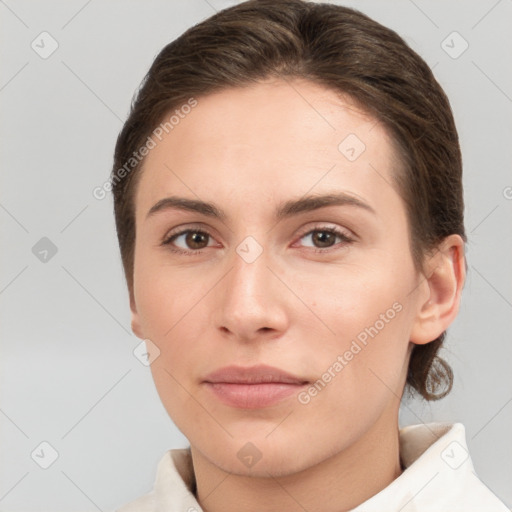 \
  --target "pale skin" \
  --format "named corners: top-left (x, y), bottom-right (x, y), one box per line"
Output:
top-left (129, 78), bottom-right (466, 512)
